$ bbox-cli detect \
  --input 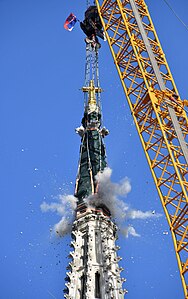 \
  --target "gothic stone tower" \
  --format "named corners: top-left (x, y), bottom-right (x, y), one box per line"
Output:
top-left (64, 40), bottom-right (127, 299)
